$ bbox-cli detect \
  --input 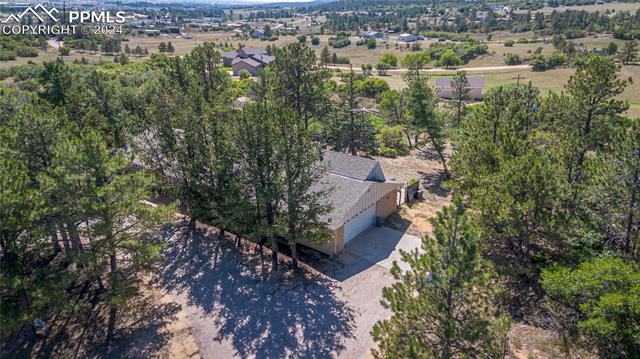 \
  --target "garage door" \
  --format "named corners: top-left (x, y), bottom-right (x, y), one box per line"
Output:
top-left (344, 204), bottom-right (375, 244)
